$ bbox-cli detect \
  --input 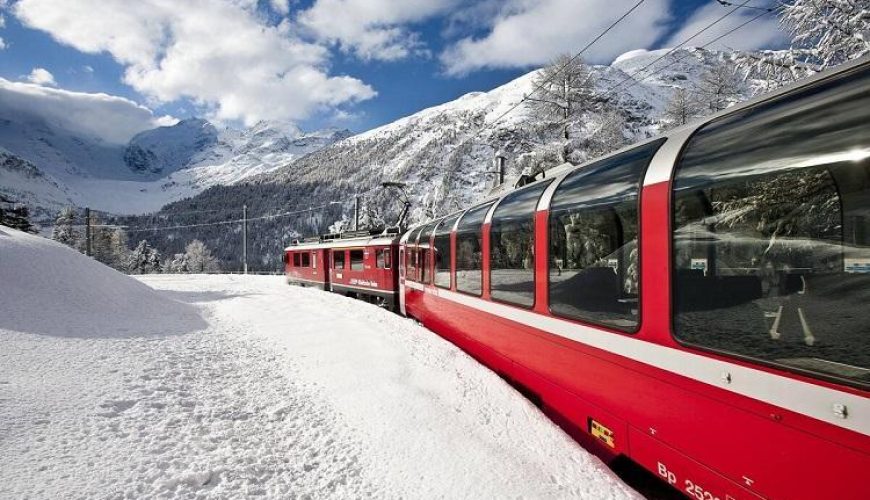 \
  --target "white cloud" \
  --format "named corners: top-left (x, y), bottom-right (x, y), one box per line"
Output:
top-left (440, 0), bottom-right (672, 75)
top-left (269, 0), bottom-right (289, 15)
top-left (0, 37), bottom-right (5, 50)
top-left (83, 65), bottom-right (94, 73)
top-left (0, 14), bottom-right (6, 28)
top-left (26, 67), bottom-right (56, 86)
top-left (13, 0), bottom-right (376, 125)
top-left (663, 2), bottom-right (786, 52)
top-left (0, 78), bottom-right (174, 144)
top-left (298, 0), bottom-right (459, 61)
